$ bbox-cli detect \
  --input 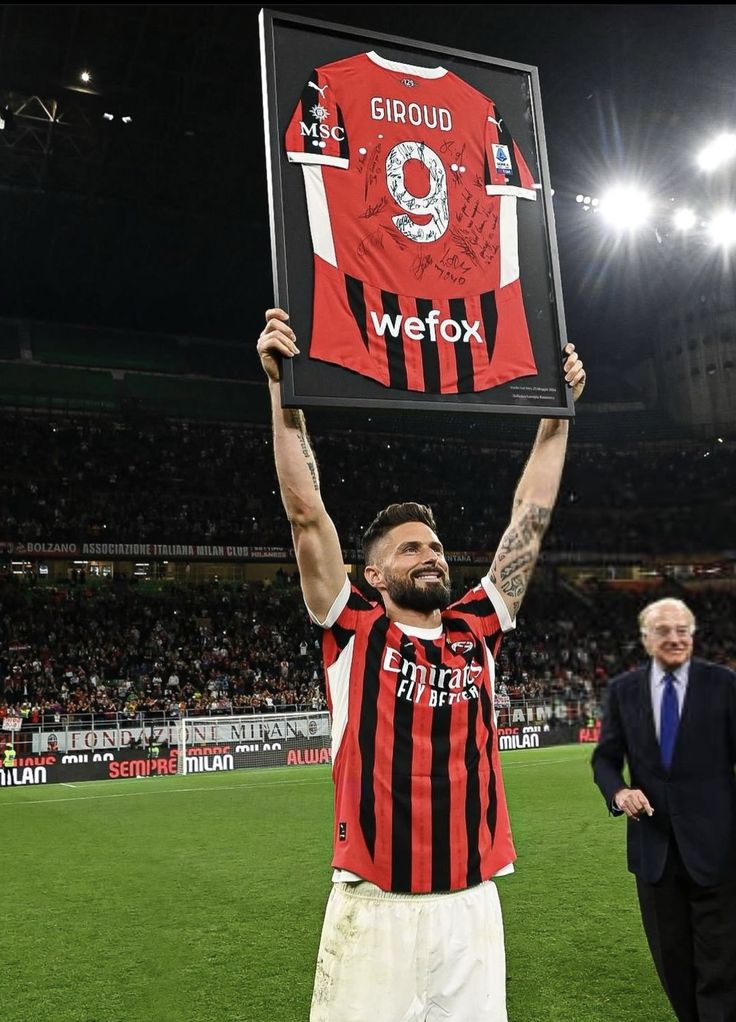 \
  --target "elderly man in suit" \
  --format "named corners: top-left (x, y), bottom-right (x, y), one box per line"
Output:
top-left (592, 597), bottom-right (736, 1022)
